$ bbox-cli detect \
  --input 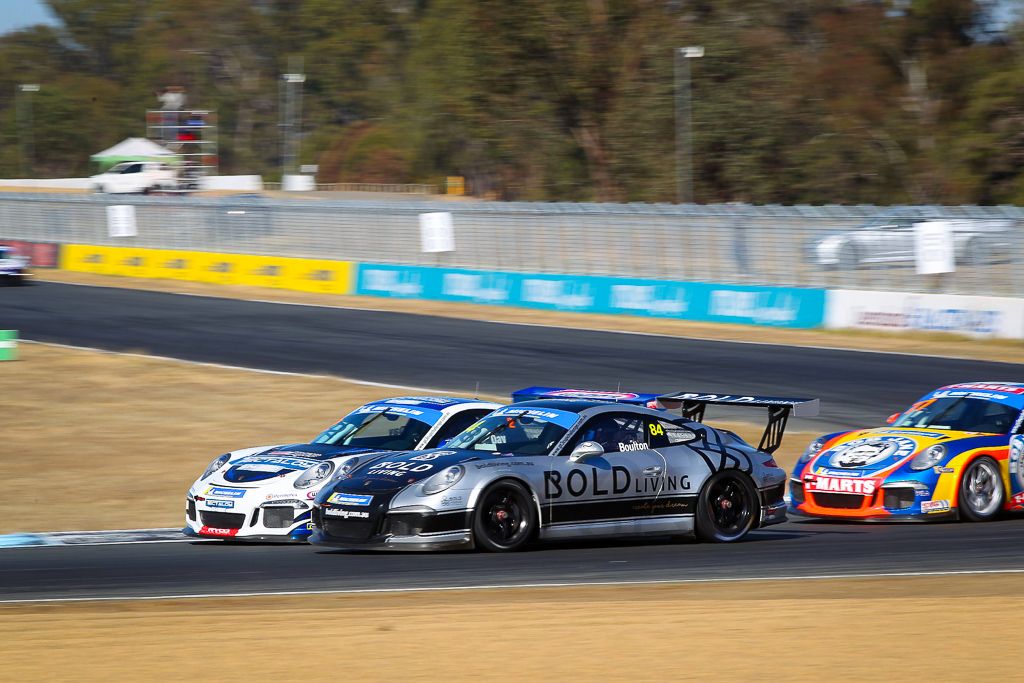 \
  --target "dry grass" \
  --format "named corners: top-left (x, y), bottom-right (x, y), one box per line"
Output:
top-left (0, 343), bottom-right (502, 533)
top-left (0, 574), bottom-right (1016, 681)
top-left (43, 270), bottom-right (1024, 363)
top-left (1, 343), bottom-right (806, 533)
